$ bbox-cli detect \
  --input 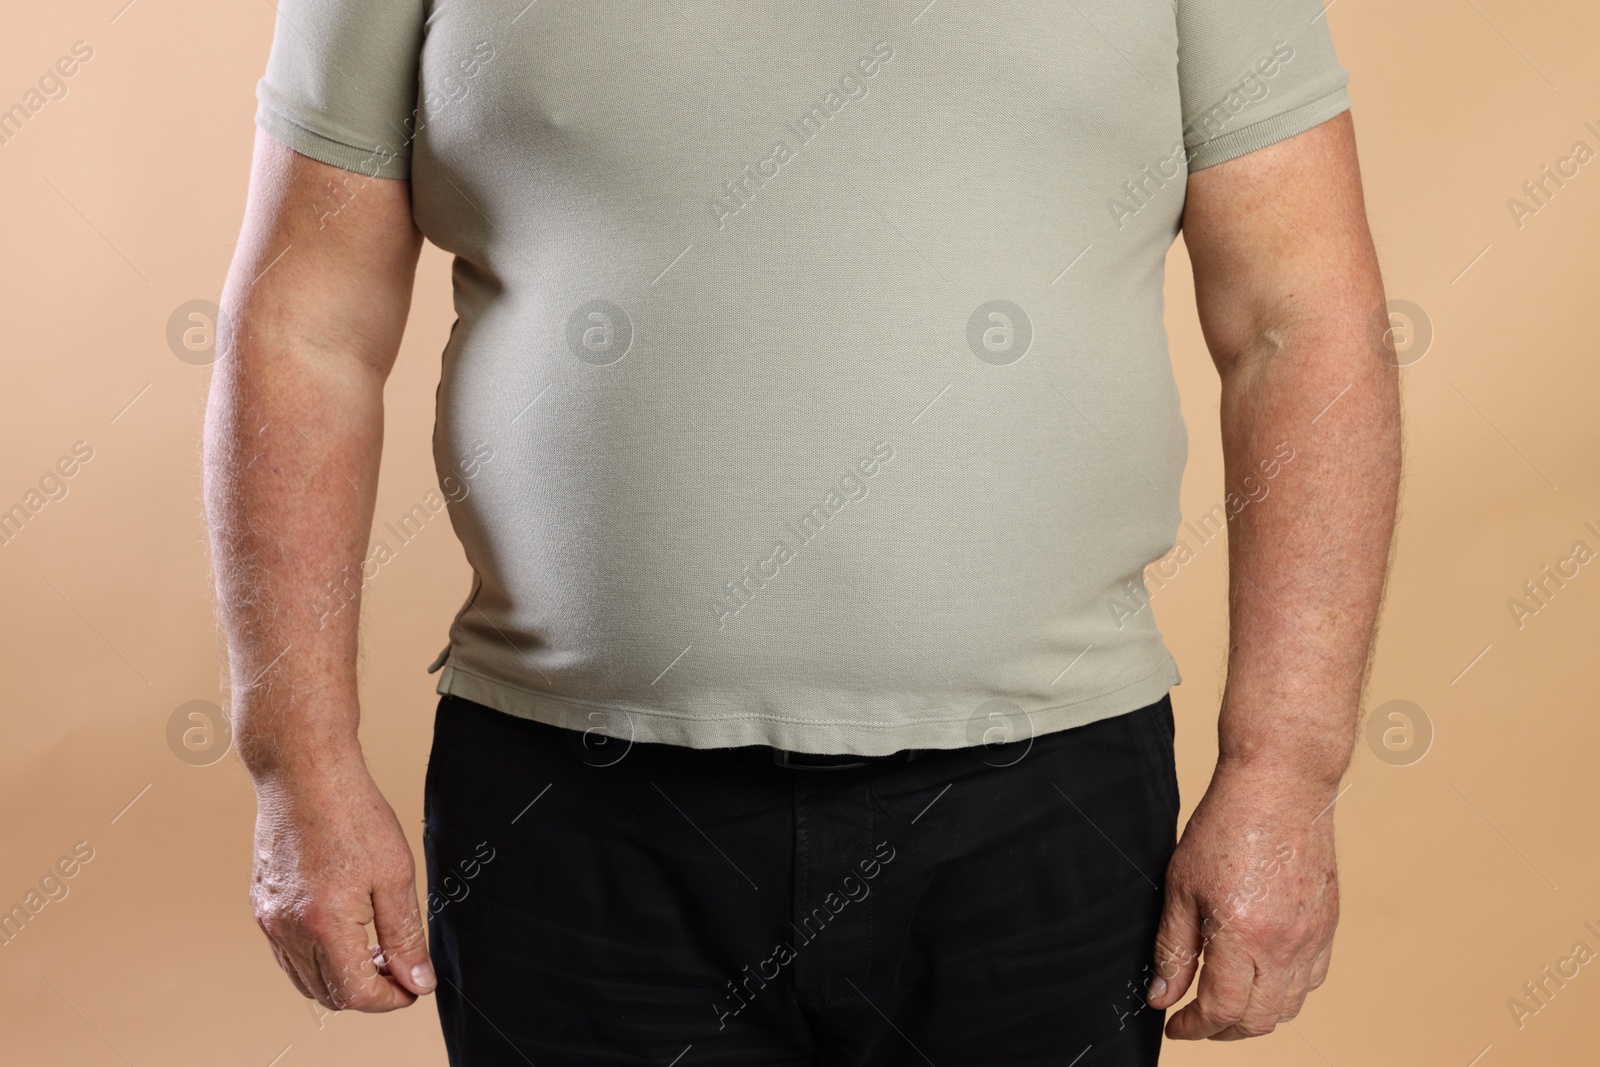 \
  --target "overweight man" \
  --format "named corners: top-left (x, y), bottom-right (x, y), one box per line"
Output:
top-left (204, 0), bottom-right (1400, 1063)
